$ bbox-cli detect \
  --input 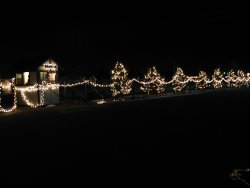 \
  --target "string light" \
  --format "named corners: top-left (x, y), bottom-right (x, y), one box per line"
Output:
top-left (20, 82), bottom-right (45, 108)
top-left (97, 99), bottom-right (106, 104)
top-left (246, 73), bottom-right (250, 87)
top-left (140, 66), bottom-right (165, 94)
top-left (212, 68), bottom-right (223, 89)
top-left (195, 71), bottom-right (210, 90)
top-left (226, 70), bottom-right (238, 88)
top-left (236, 70), bottom-right (246, 87)
top-left (111, 61), bottom-right (132, 97)
top-left (0, 78), bottom-right (17, 113)
top-left (0, 80), bottom-right (2, 109)
top-left (2, 64), bottom-right (250, 113)
top-left (172, 67), bottom-right (188, 92)
top-left (13, 79), bottom-right (111, 109)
